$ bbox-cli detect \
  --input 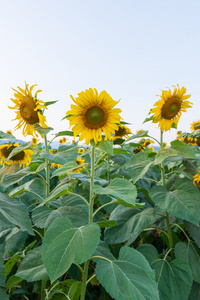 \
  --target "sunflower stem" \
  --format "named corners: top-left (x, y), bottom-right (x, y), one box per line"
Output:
top-left (44, 134), bottom-right (50, 202)
top-left (81, 145), bottom-right (95, 300)
top-left (160, 129), bottom-right (173, 249)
